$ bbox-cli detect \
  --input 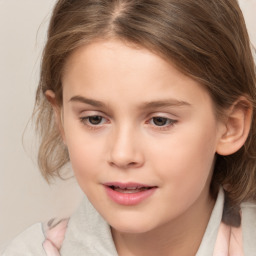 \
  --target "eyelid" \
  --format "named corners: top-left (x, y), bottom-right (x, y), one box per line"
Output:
top-left (78, 109), bottom-right (106, 116)
top-left (145, 111), bottom-right (178, 120)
